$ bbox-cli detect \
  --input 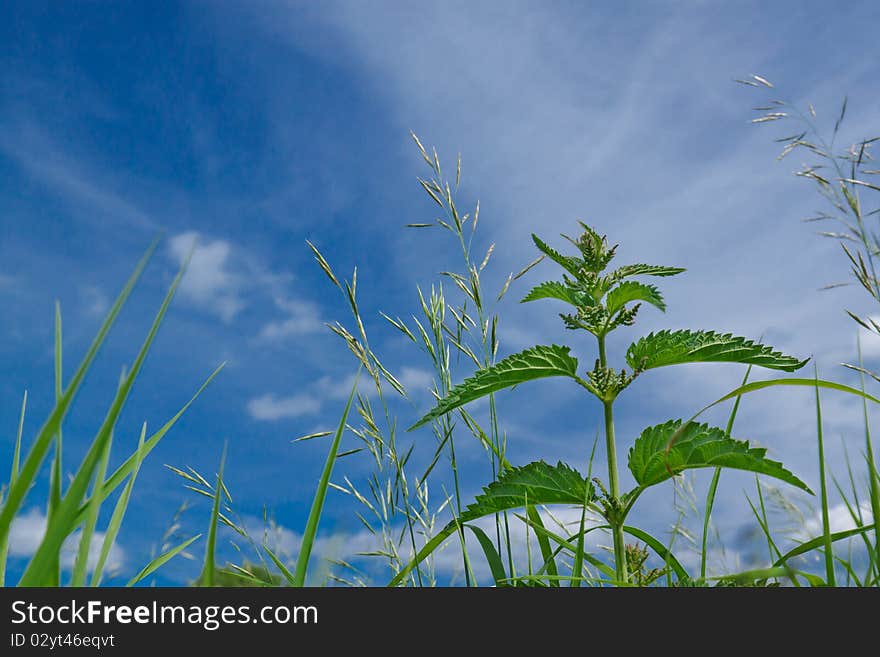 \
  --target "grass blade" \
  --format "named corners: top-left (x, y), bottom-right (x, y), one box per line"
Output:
top-left (19, 245), bottom-right (184, 586)
top-left (70, 423), bottom-right (114, 586)
top-left (814, 368), bottom-right (836, 586)
top-left (774, 525), bottom-right (875, 566)
top-left (91, 423), bottom-right (147, 586)
top-left (127, 534), bottom-right (201, 587)
top-left (71, 369), bottom-right (127, 586)
top-left (857, 336), bottom-right (880, 574)
top-left (0, 239), bottom-right (158, 552)
top-left (701, 365), bottom-right (752, 579)
top-left (621, 525), bottom-right (689, 581)
top-left (0, 391), bottom-right (27, 586)
top-left (263, 544), bottom-right (297, 586)
top-left (77, 362), bottom-right (225, 525)
top-left (526, 505), bottom-right (558, 587)
top-left (292, 368), bottom-right (361, 587)
top-left (467, 525), bottom-right (507, 586)
top-left (198, 445), bottom-right (227, 587)
top-left (46, 302), bottom-right (63, 586)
